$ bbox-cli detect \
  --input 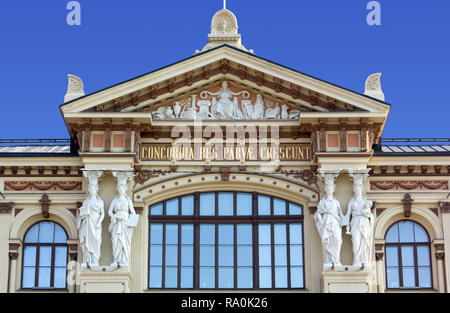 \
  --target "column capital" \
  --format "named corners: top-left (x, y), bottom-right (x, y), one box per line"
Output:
top-left (436, 252), bottom-right (445, 260)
